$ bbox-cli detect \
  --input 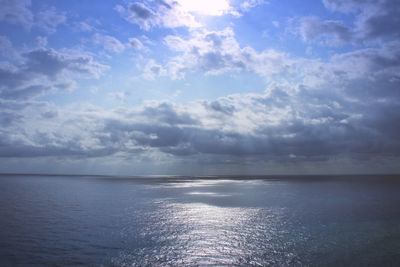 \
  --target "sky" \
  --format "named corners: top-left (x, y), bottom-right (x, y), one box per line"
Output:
top-left (0, 0), bottom-right (400, 175)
